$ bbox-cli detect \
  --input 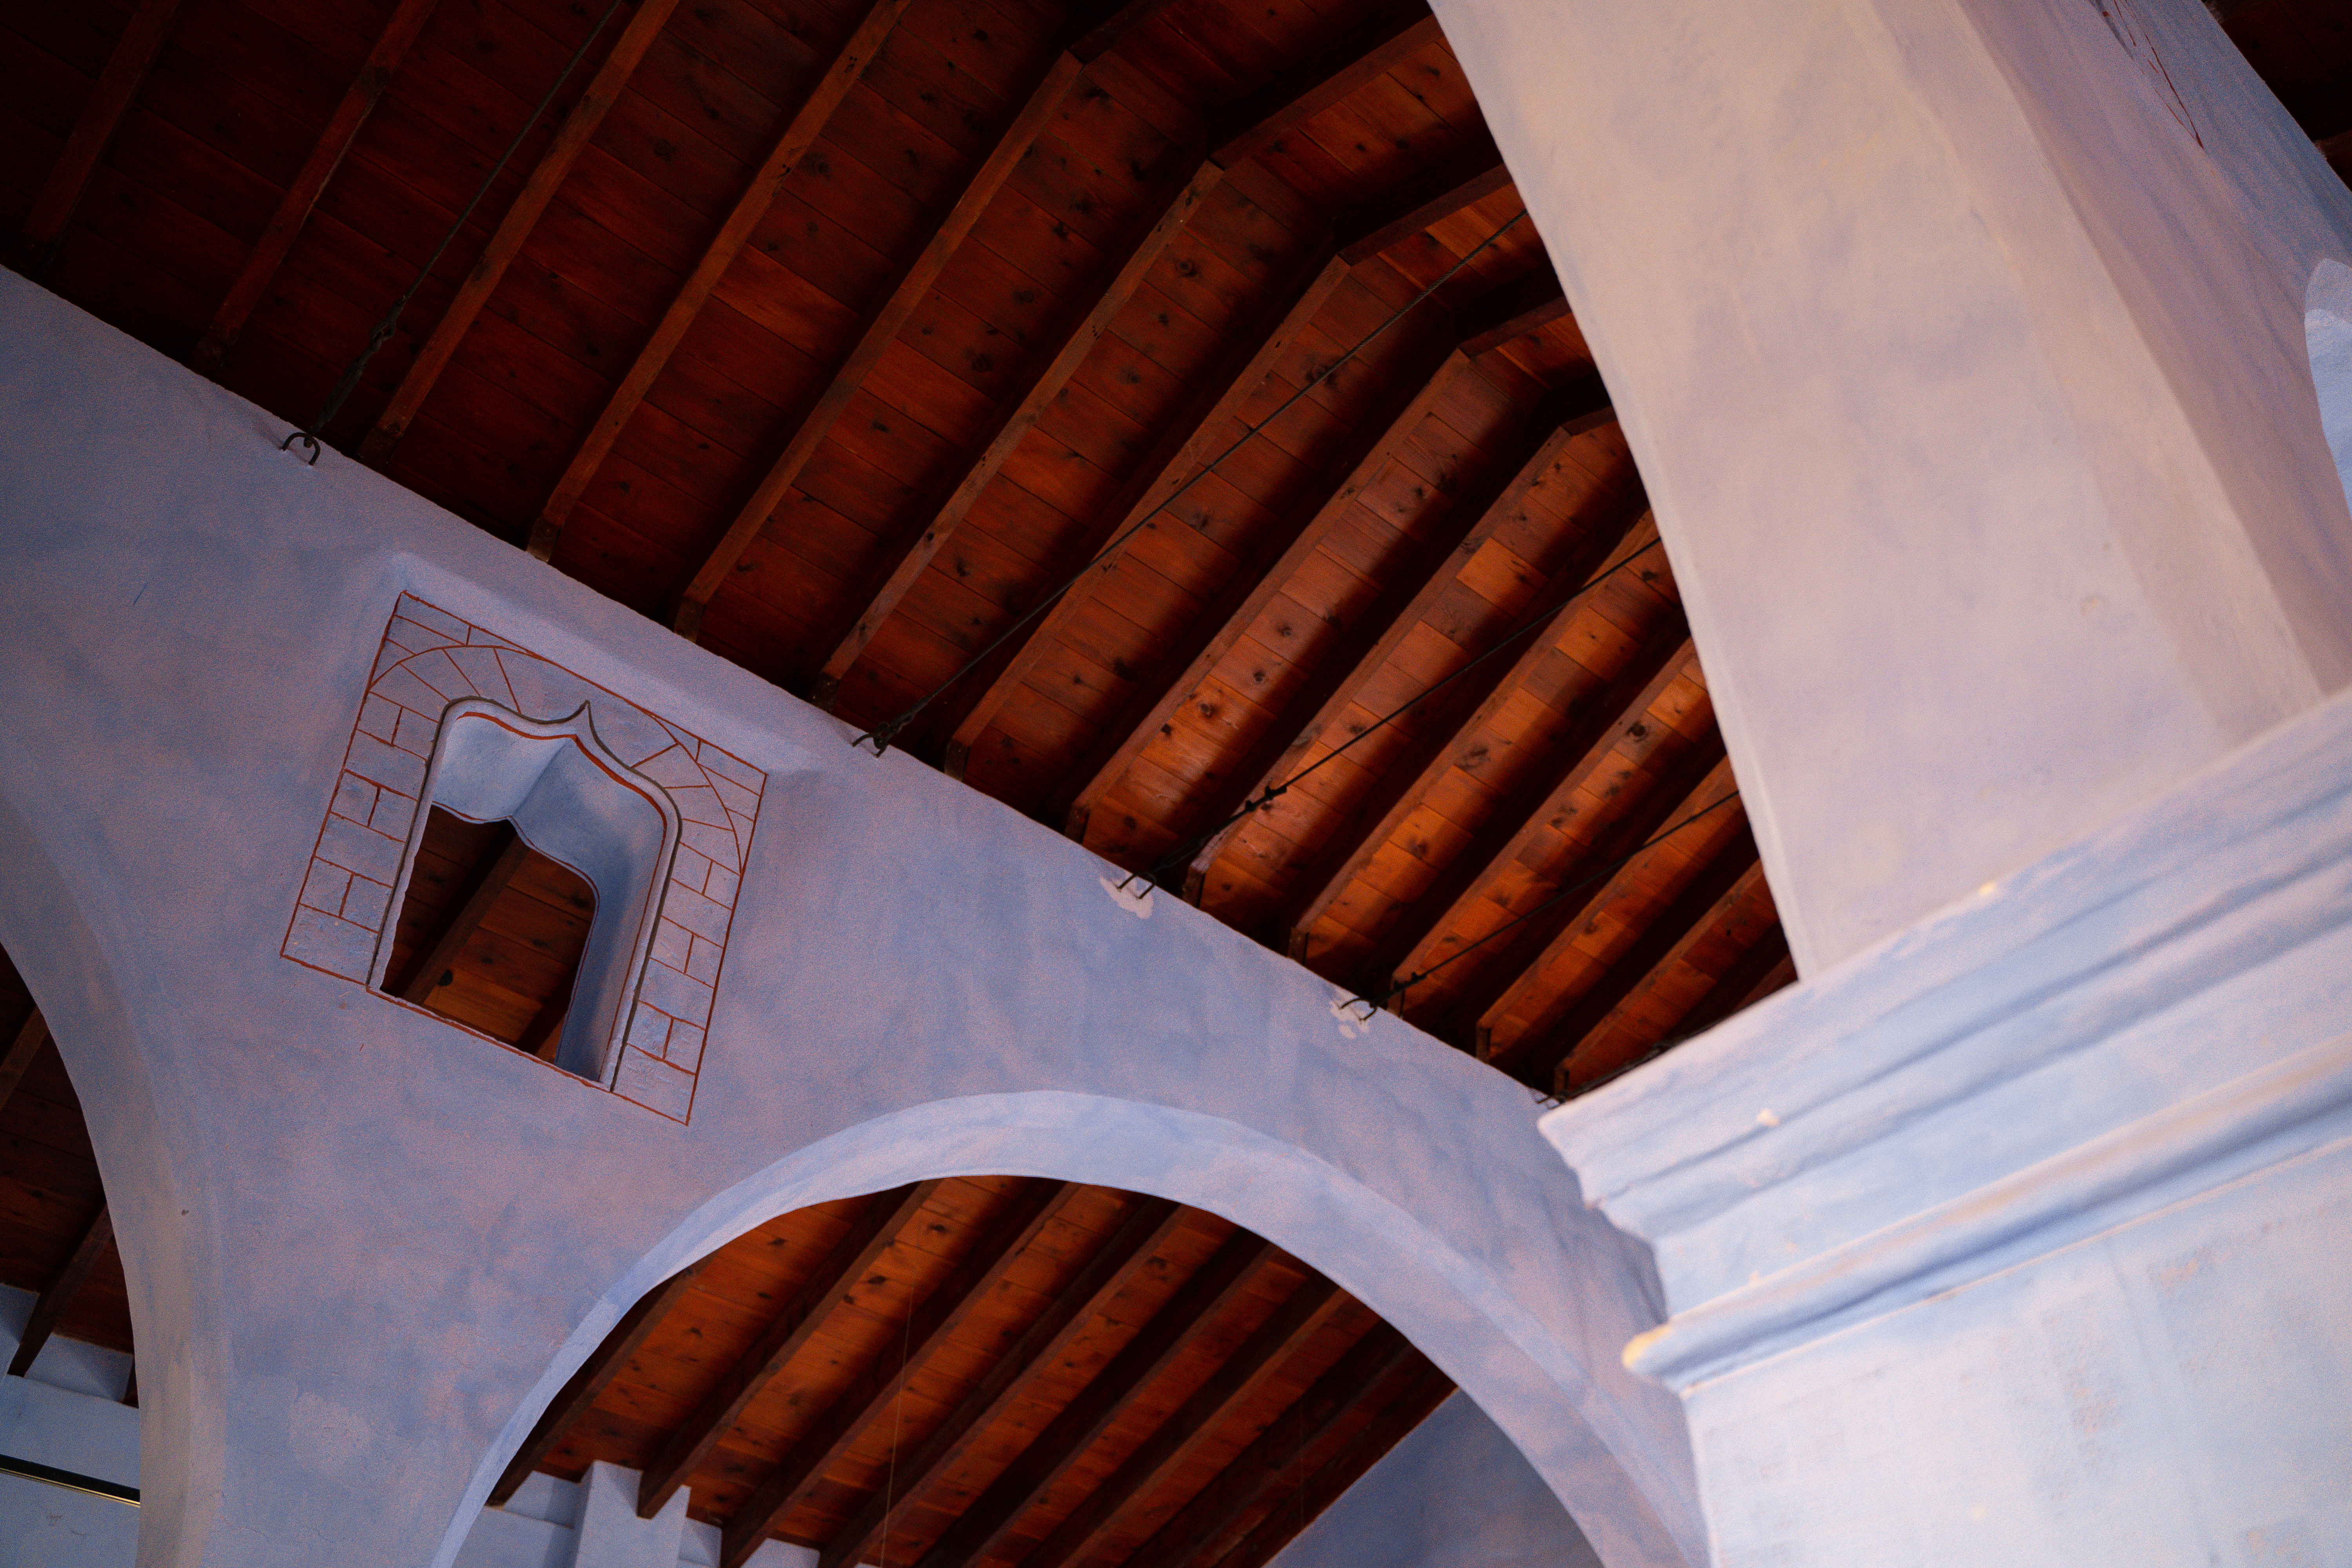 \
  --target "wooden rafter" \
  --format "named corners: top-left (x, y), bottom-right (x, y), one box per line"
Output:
top-left (1069, 0), bottom-right (1189, 64)
top-left (1666, 926), bottom-right (1794, 1045)
top-left (8, 1204), bottom-right (111, 1378)
top-left (1361, 615), bottom-right (1692, 991)
top-left (1456, 269), bottom-right (1570, 357)
top-left (910, 1231), bottom-right (1272, 1568)
top-left (653, 43), bottom-right (1090, 594)
top-left (793, 1198), bottom-right (1188, 1568)
top-left (187, 0), bottom-right (443, 374)
top-left (395, 828), bottom-right (531, 1003)
top-left (1277, 474), bottom-right (1641, 955)
top-left (526, 0), bottom-right (924, 561)
top-left (1208, 0), bottom-right (1443, 168)
top-left (792, 161), bottom-right (1229, 678)
top-left (355, 0), bottom-right (688, 464)
top-left (0, 1009), bottom-right (46, 1118)
top-left (702, 1180), bottom-right (1068, 1532)
top-left (638, 1181), bottom-right (938, 1518)
top-left (1052, 335), bottom-right (1470, 839)
top-left (1014, 1272), bottom-right (1345, 1568)
top-left (1334, 134), bottom-right (1510, 265)
top-left (3, 0), bottom-right (183, 278)
top-left (487, 1259), bottom-right (710, 1506)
